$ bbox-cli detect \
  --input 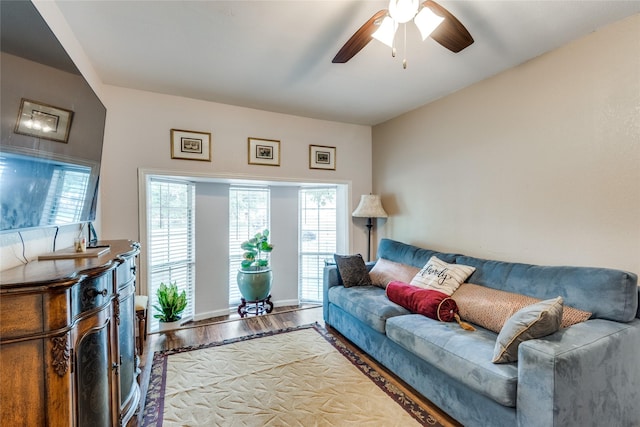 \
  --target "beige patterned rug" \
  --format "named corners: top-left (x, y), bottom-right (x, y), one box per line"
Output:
top-left (142, 323), bottom-right (446, 426)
